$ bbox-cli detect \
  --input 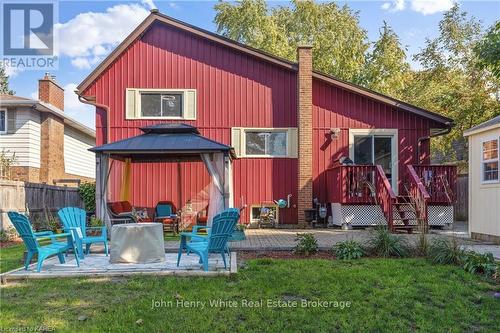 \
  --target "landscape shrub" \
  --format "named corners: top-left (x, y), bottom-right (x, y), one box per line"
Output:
top-left (333, 239), bottom-right (364, 260)
top-left (367, 227), bottom-right (409, 258)
top-left (427, 237), bottom-right (465, 265)
top-left (462, 251), bottom-right (497, 277)
top-left (294, 233), bottom-right (318, 256)
top-left (78, 182), bottom-right (96, 212)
